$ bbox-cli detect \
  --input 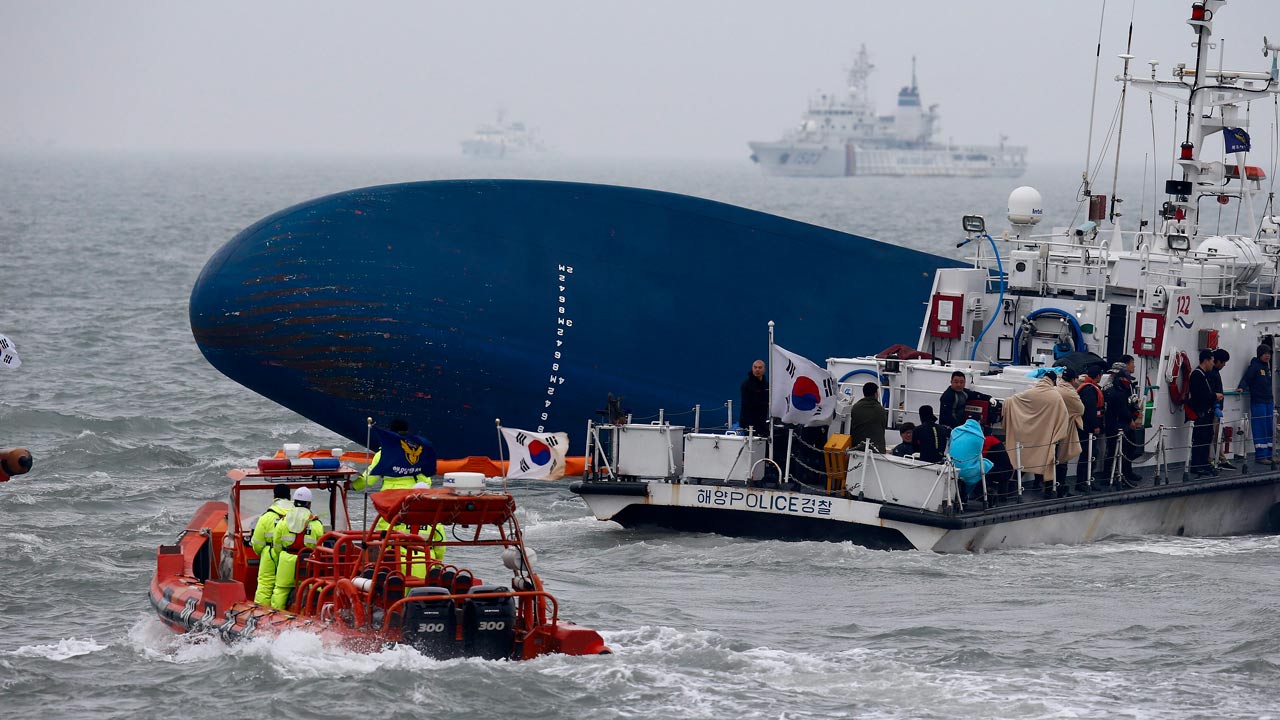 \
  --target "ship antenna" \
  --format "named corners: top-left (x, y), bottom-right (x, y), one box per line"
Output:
top-left (1081, 0), bottom-right (1109, 200)
top-left (1109, 6), bottom-right (1137, 224)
